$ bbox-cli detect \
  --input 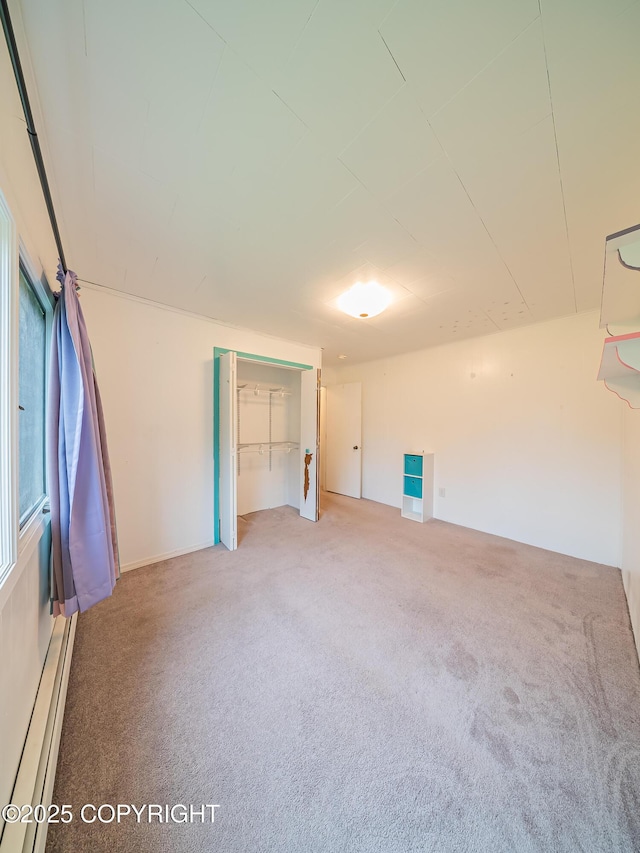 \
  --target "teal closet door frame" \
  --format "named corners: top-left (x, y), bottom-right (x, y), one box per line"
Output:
top-left (213, 347), bottom-right (314, 544)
